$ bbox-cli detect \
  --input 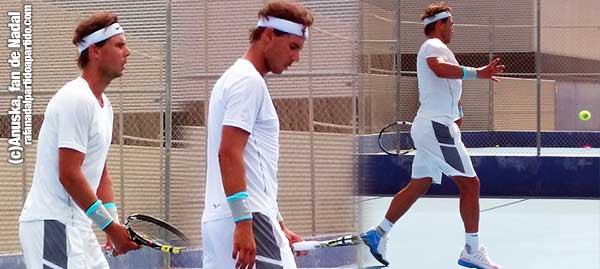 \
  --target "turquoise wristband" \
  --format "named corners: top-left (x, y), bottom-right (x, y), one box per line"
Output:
top-left (85, 200), bottom-right (102, 216)
top-left (103, 202), bottom-right (117, 210)
top-left (227, 191), bottom-right (249, 202)
top-left (86, 200), bottom-right (114, 230)
top-left (461, 66), bottom-right (477, 80)
top-left (233, 215), bottom-right (253, 223)
top-left (227, 192), bottom-right (252, 223)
